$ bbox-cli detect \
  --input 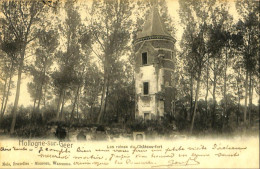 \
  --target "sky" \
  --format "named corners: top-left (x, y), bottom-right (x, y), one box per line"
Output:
top-left (5, 0), bottom-right (257, 109)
